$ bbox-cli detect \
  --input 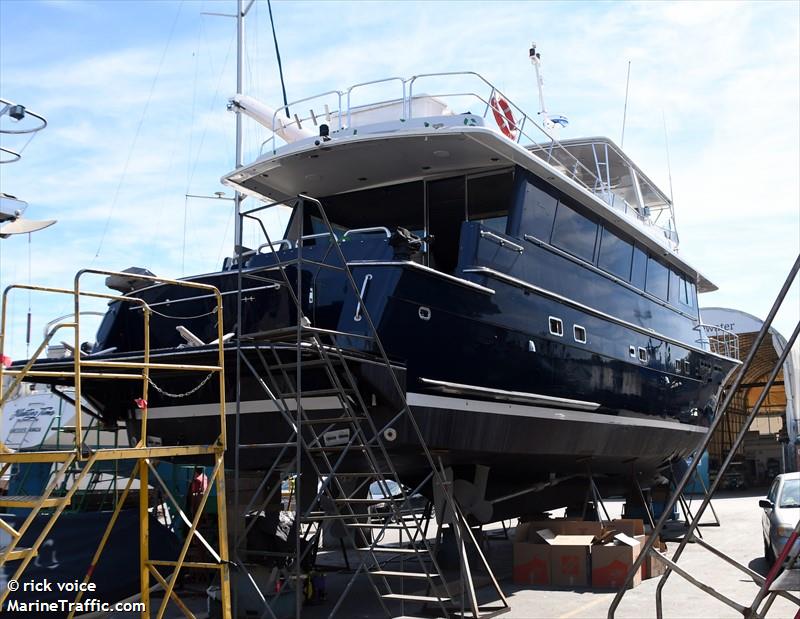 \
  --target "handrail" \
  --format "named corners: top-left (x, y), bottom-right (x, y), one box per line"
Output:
top-left (250, 71), bottom-right (679, 250)
top-left (694, 323), bottom-right (740, 360)
top-left (0, 270), bottom-right (227, 456)
top-left (341, 226), bottom-right (391, 240)
top-left (257, 239), bottom-right (292, 253)
top-left (295, 231), bottom-right (338, 248)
